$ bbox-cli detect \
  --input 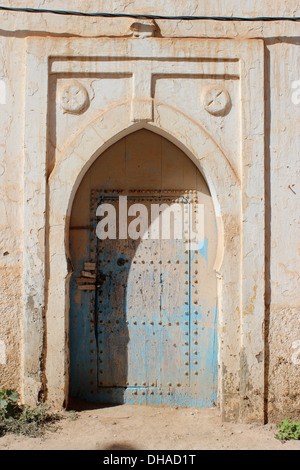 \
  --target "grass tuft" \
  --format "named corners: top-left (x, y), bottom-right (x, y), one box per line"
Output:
top-left (0, 388), bottom-right (62, 438)
top-left (275, 419), bottom-right (300, 442)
